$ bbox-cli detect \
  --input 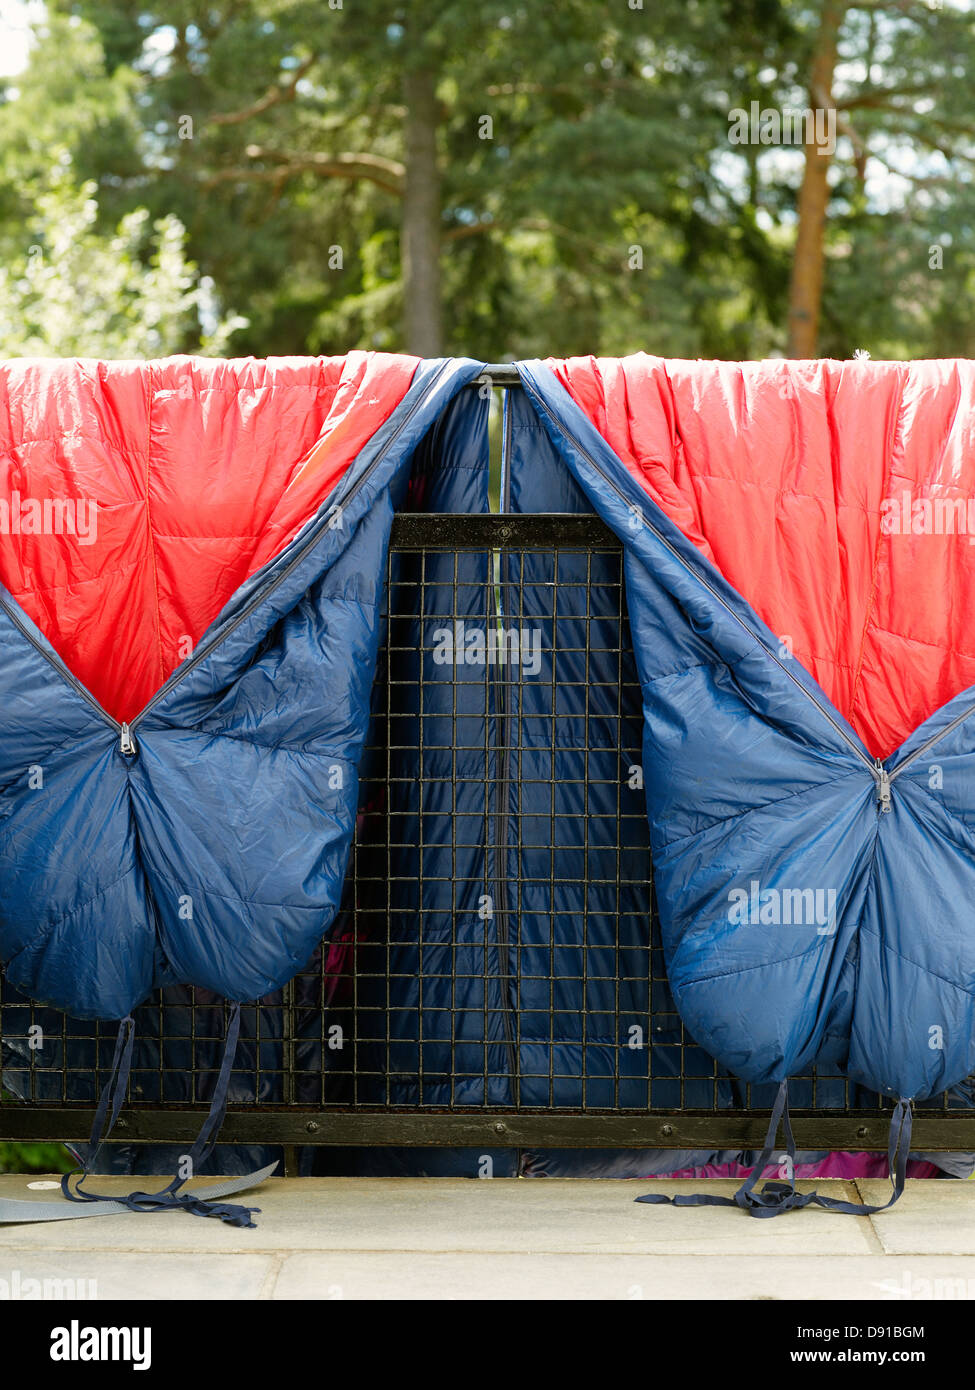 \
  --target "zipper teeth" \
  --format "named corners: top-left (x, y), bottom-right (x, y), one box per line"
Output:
top-left (0, 595), bottom-right (122, 731)
top-left (888, 697), bottom-right (975, 782)
top-left (493, 390), bottom-right (519, 1097)
top-left (0, 362), bottom-right (452, 738)
top-left (524, 380), bottom-right (879, 774)
top-left (8, 361), bottom-right (974, 780)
